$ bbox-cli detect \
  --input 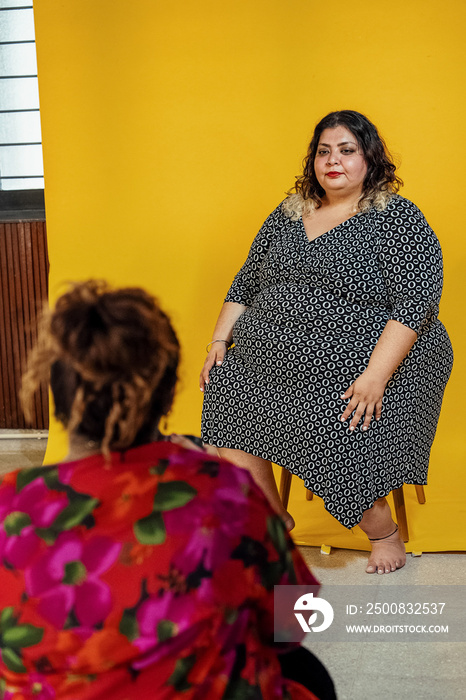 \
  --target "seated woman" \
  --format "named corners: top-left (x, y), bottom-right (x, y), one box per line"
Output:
top-left (0, 281), bottom-right (335, 699)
